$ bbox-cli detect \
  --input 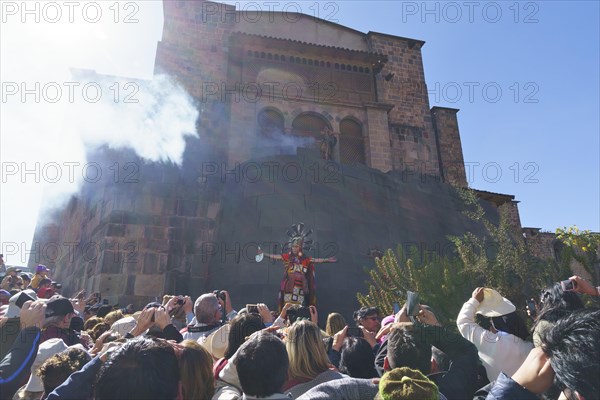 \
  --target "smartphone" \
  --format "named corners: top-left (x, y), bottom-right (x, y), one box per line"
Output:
top-left (561, 279), bottom-right (576, 292)
top-left (406, 291), bottom-right (420, 316)
top-left (392, 302), bottom-right (400, 314)
top-left (287, 306), bottom-right (311, 323)
top-left (15, 292), bottom-right (35, 308)
top-left (526, 299), bottom-right (537, 318)
top-left (246, 304), bottom-right (259, 314)
top-left (346, 326), bottom-right (364, 338)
